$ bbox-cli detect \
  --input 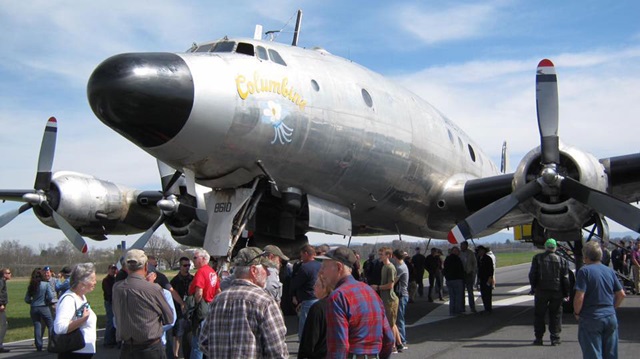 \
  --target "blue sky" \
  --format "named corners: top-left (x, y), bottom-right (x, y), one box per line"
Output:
top-left (1, 0), bottom-right (640, 250)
